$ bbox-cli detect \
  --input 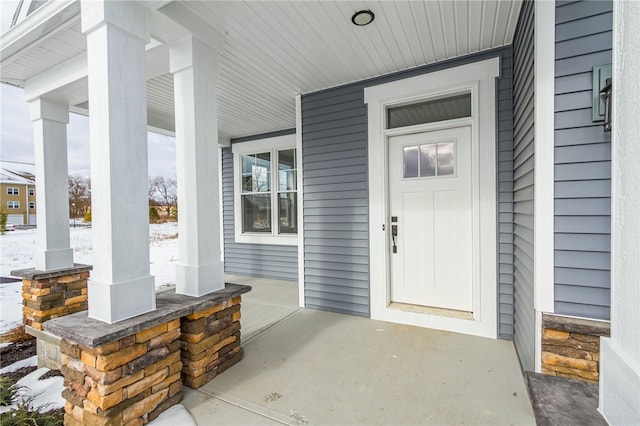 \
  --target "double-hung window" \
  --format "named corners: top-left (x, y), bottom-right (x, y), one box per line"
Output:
top-left (7, 201), bottom-right (20, 209)
top-left (233, 134), bottom-right (298, 245)
top-left (7, 187), bottom-right (19, 195)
